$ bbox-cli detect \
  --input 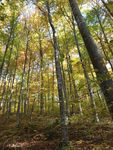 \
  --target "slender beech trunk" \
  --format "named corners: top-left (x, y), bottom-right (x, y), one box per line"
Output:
top-left (30, 98), bottom-right (36, 122)
top-left (87, 59), bottom-right (109, 112)
top-left (51, 61), bottom-right (55, 112)
top-left (66, 54), bottom-right (72, 115)
top-left (71, 15), bottom-right (99, 122)
top-left (47, 64), bottom-right (50, 113)
top-left (17, 30), bottom-right (29, 126)
top-left (44, 94), bottom-right (47, 113)
top-left (46, 1), bottom-right (68, 146)
top-left (7, 48), bottom-right (18, 118)
top-left (38, 32), bottom-right (44, 114)
top-left (61, 61), bottom-right (69, 116)
top-left (24, 51), bottom-right (32, 115)
top-left (63, 25), bottom-right (82, 115)
top-left (68, 52), bottom-right (83, 115)
top-left (69, 0), bottom-right (113, 119)
top-left (36, 63), bottom-right (40, 114)
top-left (1, 47), bottom-right (13, 114)
top-left (14, 80), bottom-right (18, 113)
